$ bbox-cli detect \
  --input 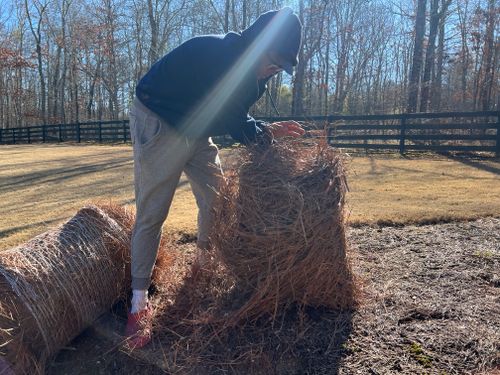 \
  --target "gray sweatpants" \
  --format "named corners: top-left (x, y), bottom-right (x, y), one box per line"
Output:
top-left (129, 98), bottom-right (223, 290)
